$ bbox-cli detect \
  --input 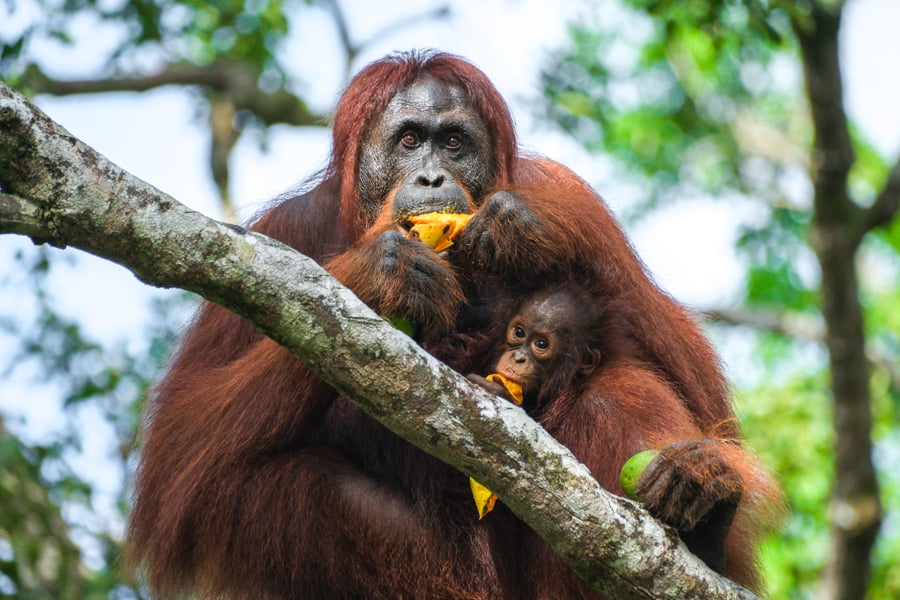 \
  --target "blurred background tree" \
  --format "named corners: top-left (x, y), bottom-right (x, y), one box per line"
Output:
top-left (1, 0), bottom-right (898, 598)
top-left (542, 1), bottom-right (899, 598)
